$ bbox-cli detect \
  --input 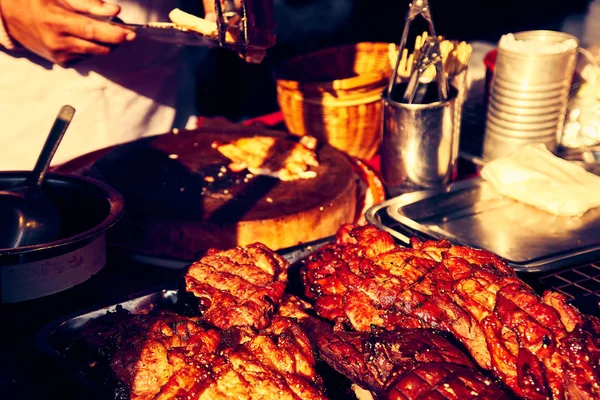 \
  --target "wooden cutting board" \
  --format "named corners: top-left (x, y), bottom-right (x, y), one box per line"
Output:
top-left (61, 119), bottom-right (359, 260)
